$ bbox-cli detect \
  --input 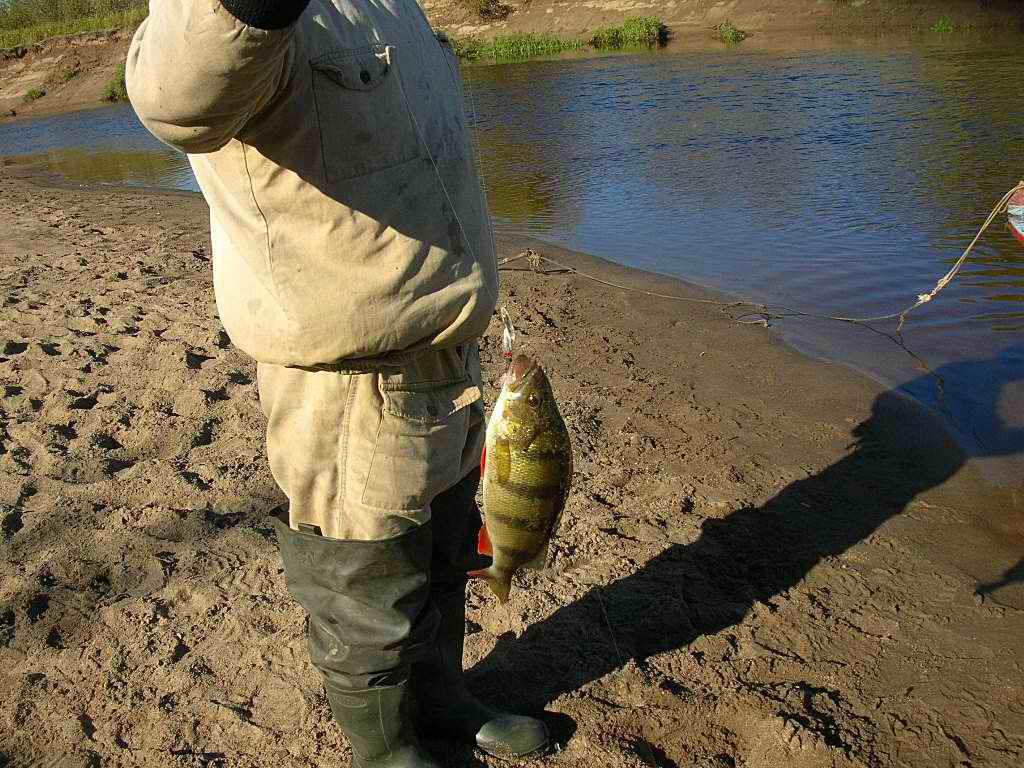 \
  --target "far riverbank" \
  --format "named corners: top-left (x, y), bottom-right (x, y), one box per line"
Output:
top-left (3, 0), bottom-right (1023, 120)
